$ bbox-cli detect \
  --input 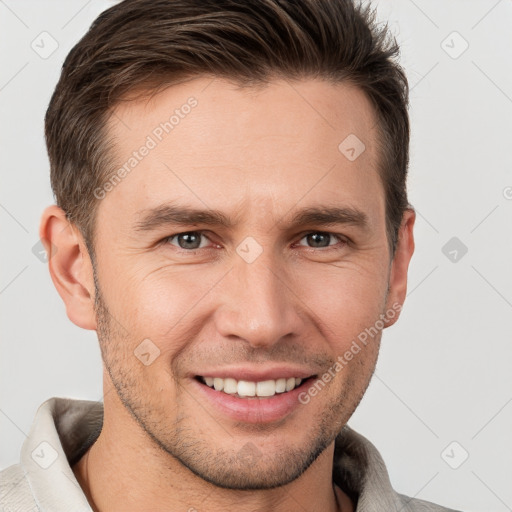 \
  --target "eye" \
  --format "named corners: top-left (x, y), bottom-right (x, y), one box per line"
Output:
top-left (296, 232), bottom-right (347, 249)
top-left (160, 230), bottom-right (347, 254)
top-left (162, 231), bottom-right (212, 250)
